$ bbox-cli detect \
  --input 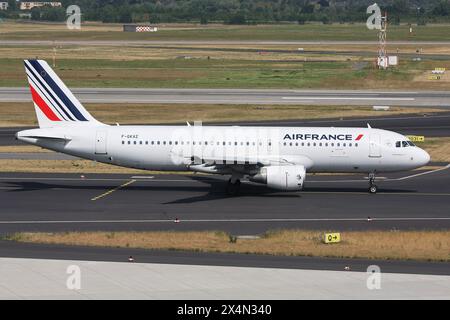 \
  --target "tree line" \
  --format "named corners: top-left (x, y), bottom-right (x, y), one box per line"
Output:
top-left (2, 0), bottom-right (450, 25)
